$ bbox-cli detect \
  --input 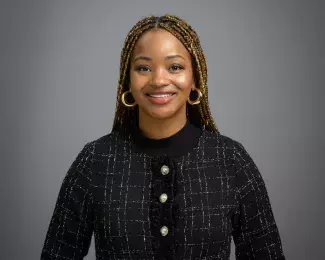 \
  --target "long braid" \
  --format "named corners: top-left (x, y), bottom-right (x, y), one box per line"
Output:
top-left (112, 15), bottom-right (219, 133)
